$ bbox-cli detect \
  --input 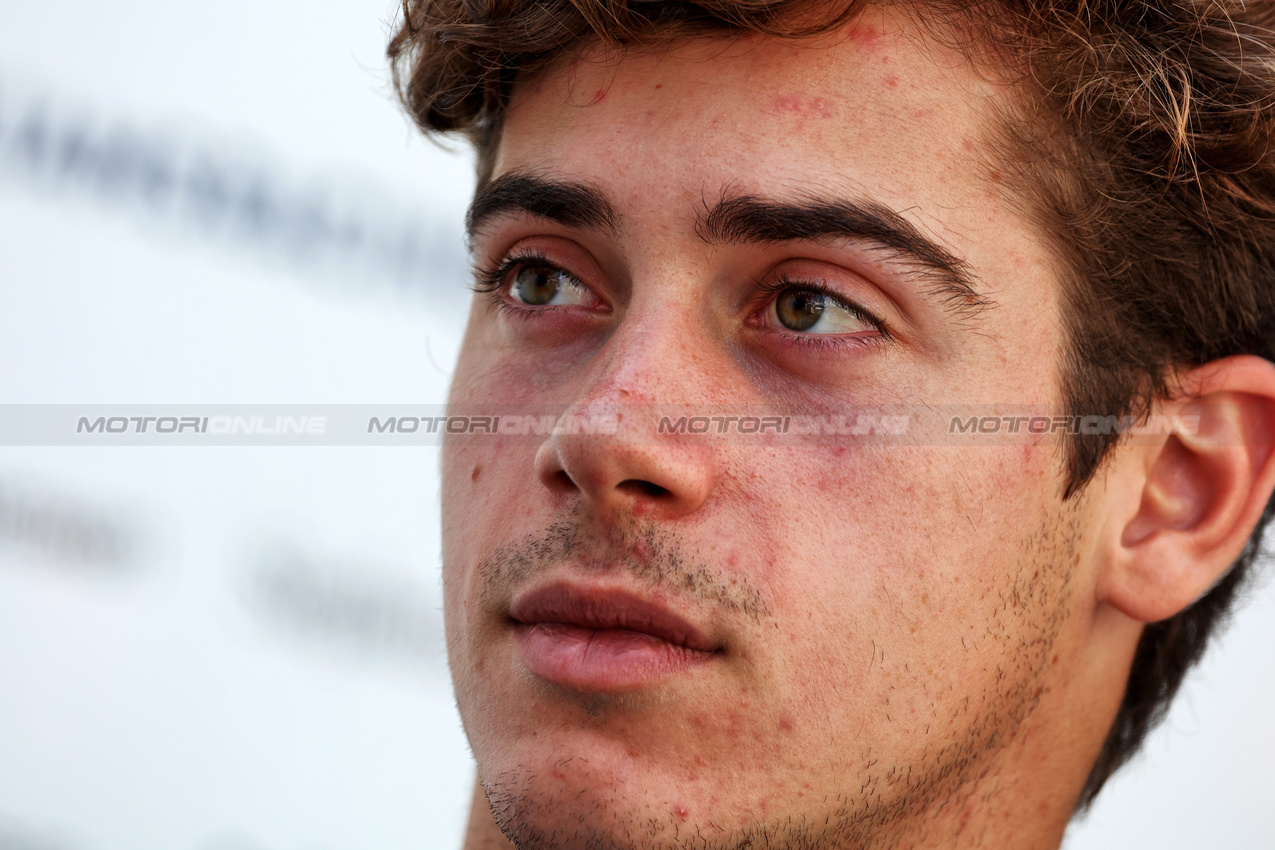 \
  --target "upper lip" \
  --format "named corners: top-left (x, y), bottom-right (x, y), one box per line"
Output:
top-left (509, 582), bottom-right (720, 653)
